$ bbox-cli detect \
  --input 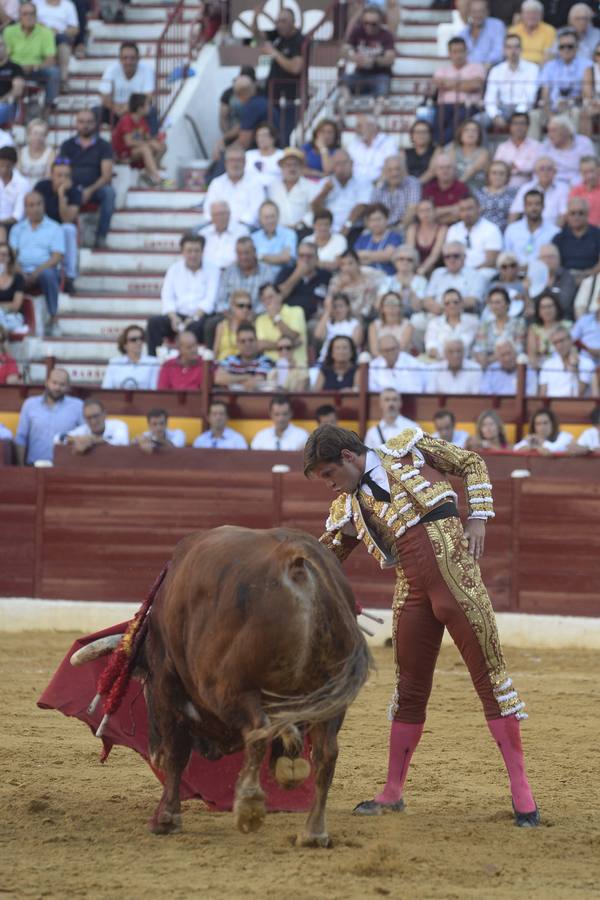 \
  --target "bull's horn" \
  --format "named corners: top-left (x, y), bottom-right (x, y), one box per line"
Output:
top-left (70, 634), bottom-right (124, 666)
